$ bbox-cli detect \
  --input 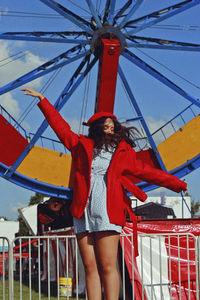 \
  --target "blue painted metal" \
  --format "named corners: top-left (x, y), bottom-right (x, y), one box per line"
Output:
top-left (126, 116), bottom-right (143, 122)
top-left (107, 0), bottom-right (116, 24)
top-left (181, 191), bottom-right (193, 217)
top-left (152, 103), bottom-right (196, 139)
top-left (118, 64), bottom-right (167, 171)
top-left (125, 0), bottom-right (200, 36)
top-left (113, 0), bottom-right (132, 25)
top-left (123, 49), bottom-right (200, 108)
top-left (103, 0), bottom-right (111, 23)
top-left (127, 43), bottom-right (200, 51)
top-left (0, 161), bottom-right (72, 199)
top-left (119, 0), bottom-right (144, 29)
top-left (1, 31), bottom-right (90, 37)
top-left (127, 37), bottom-right (200, 52)
top-left (0, 47), bottom-right (89, 95)
top-left (0, 33), bottom-right (88, 45)
top-left (39, 0), bottom-right (93, 34)
top-left (85, 0), bottom-right (102, 28)
top-left (4, 55), bottom-right (97, 180)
